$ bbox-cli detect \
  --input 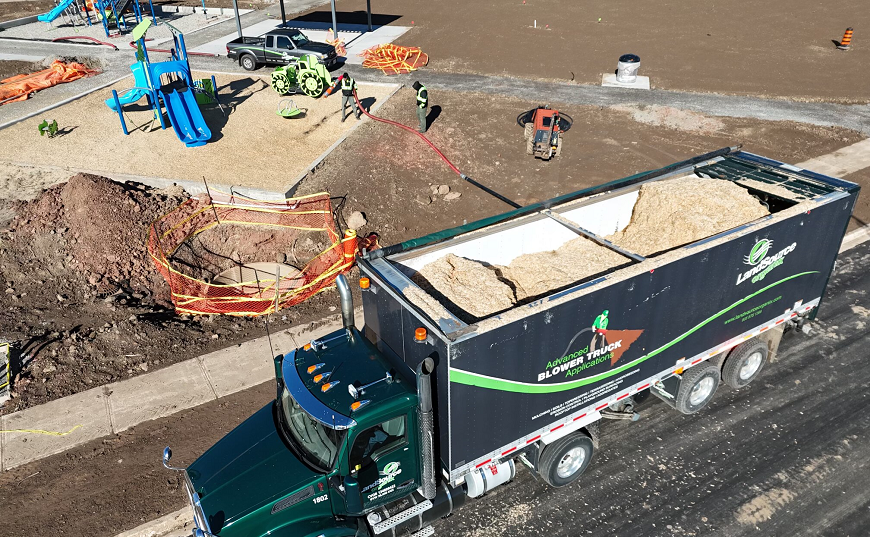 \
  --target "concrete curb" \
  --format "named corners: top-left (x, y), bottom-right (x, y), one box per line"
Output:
top-left (0, 308), bottom-right (361, 471)
top-left (286, 82), bottom-right (403, 195)
top-left (839, 224), bottom-right (870, 253)
top-left (114, 507), bottom-right (190, 537)
top-left (0, 15), bottom-right (37, 29)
